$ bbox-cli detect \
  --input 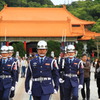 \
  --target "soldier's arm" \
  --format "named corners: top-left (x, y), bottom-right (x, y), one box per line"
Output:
top-left (51, 59), bottom-right (59, 91)
top-left (25, 61), bottom-right (32, 92)
top-left (11, 62), bottom-right (17, 87)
